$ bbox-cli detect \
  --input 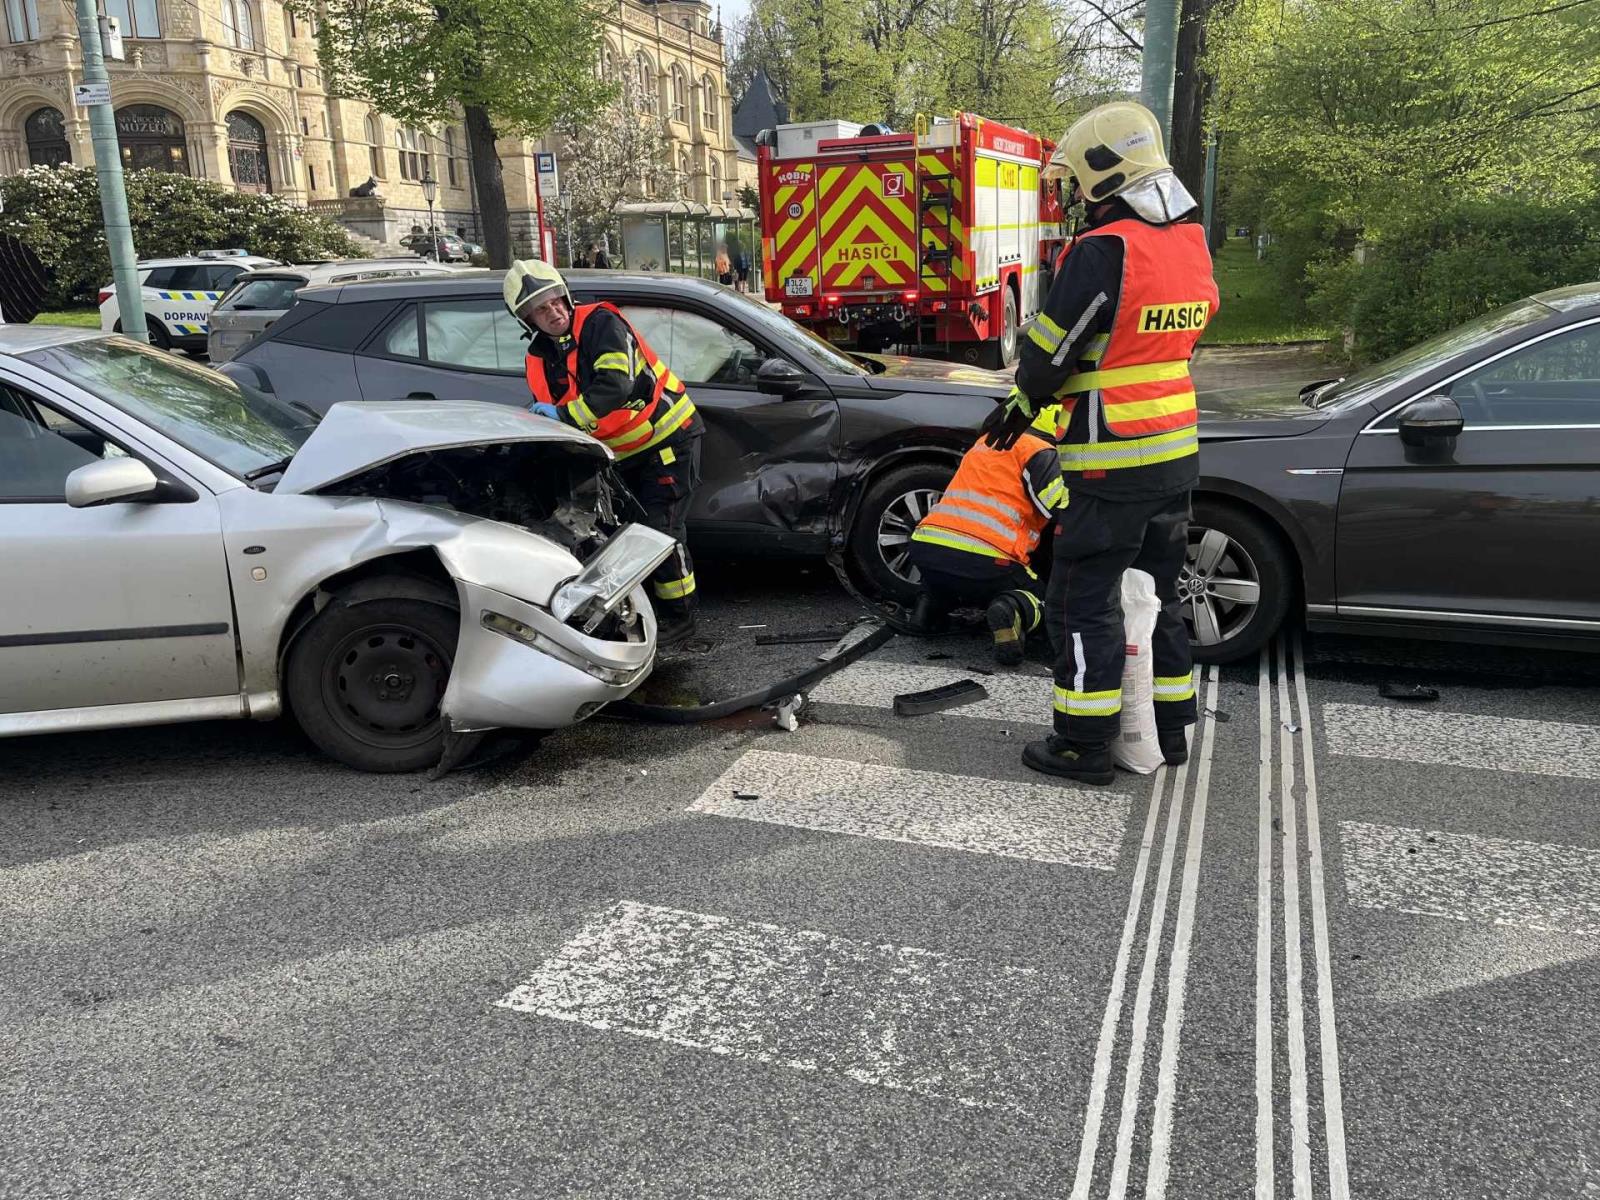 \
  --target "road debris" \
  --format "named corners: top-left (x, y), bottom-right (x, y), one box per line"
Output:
top-left (773, 694), bottom-right (804, 731)
top-left (757, 629), bottom-right (844, 646)
top-left (893, 679), bottom-right (989, 716)
top-left (1380, 682), bottom-right (1440, 702)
